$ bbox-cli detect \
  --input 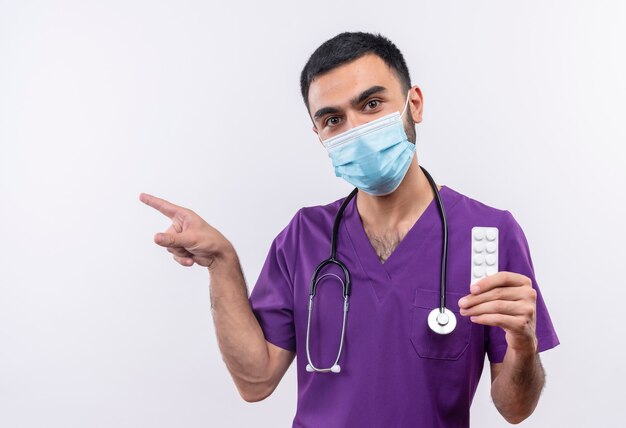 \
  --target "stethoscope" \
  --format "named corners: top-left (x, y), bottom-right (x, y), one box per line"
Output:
top-left (305, 166), bottom-right (456, 374)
